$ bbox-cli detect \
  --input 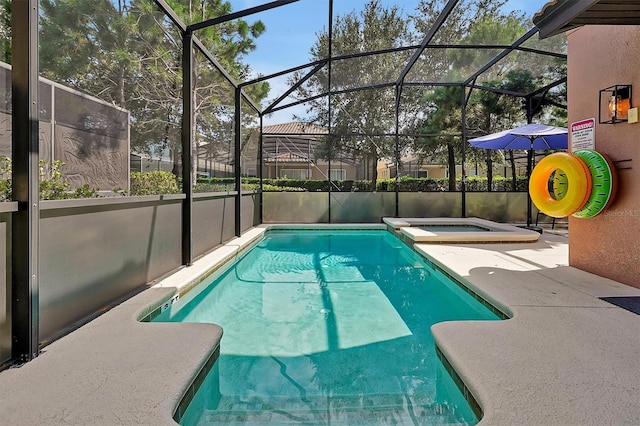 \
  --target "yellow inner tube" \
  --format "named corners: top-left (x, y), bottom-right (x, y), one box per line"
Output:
top-left (529, 152), bottom-right (592, 218)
